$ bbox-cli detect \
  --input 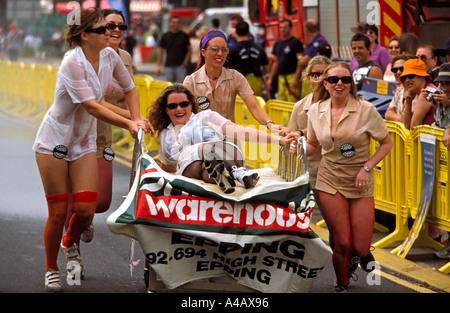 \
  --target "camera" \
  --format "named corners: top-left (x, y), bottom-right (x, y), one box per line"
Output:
top-left (425, 86), bottom-right (441, 102)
